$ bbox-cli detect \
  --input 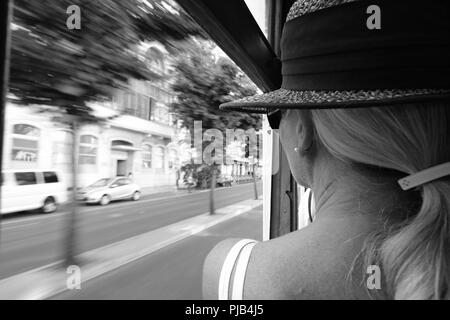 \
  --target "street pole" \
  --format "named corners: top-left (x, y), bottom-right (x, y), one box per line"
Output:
top-left (64, 119), bottom-right (80, 266)
top-left (252, 163), bottom-right (258, 200)
top-left (209, 165), bottom-right (216, 215)
top-left (0, 0), bottom-right (13, 242)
